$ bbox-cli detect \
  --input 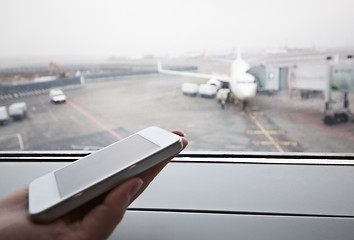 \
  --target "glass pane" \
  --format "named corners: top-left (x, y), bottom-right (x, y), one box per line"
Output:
top-left (0, 0), bottom-right (353, 153)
